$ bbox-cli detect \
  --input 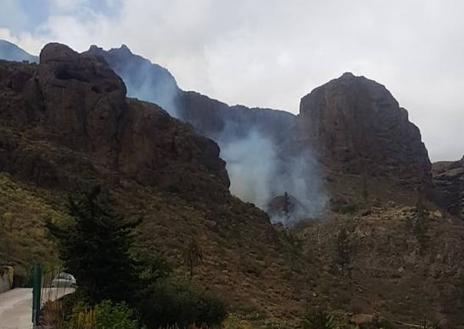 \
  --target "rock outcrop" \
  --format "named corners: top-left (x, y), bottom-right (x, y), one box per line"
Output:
top-left (296, 73), bottom-right (432, 203)
top-left (433, 157), bottom-right (464, 217)
top-left (0, 43), bottom-right (229, 201)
